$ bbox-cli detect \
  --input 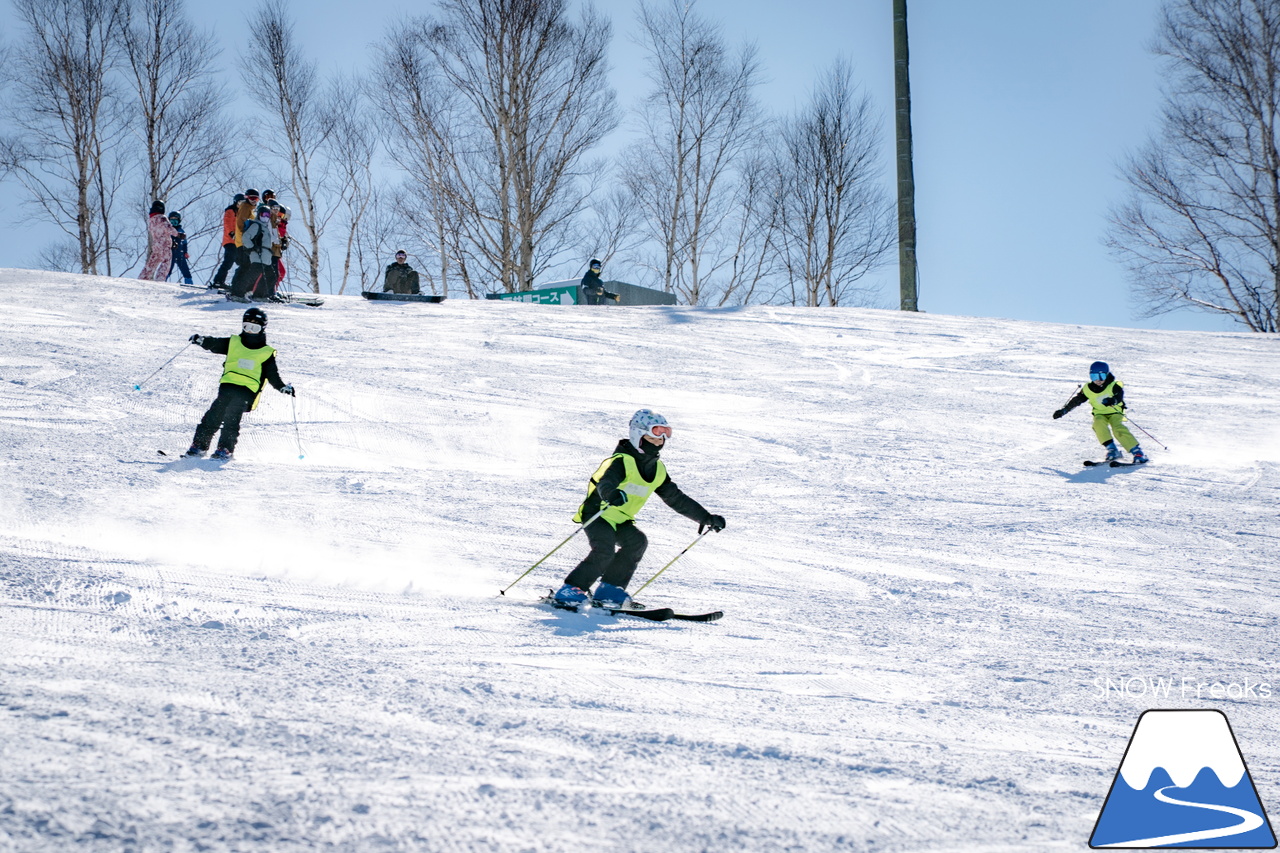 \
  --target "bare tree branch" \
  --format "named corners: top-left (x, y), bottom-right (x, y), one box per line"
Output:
top-left (1108, 0), bottom-right (1280, 332)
